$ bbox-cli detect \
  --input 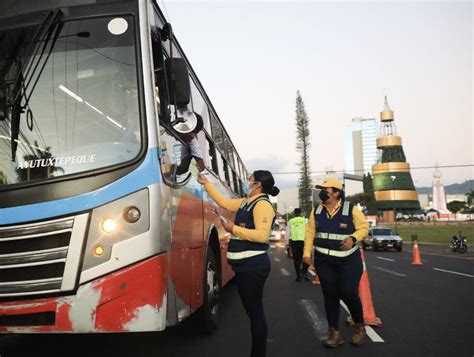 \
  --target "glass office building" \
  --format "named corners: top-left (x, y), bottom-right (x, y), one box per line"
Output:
top-left (344, 117), bottom-right (378, 175)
